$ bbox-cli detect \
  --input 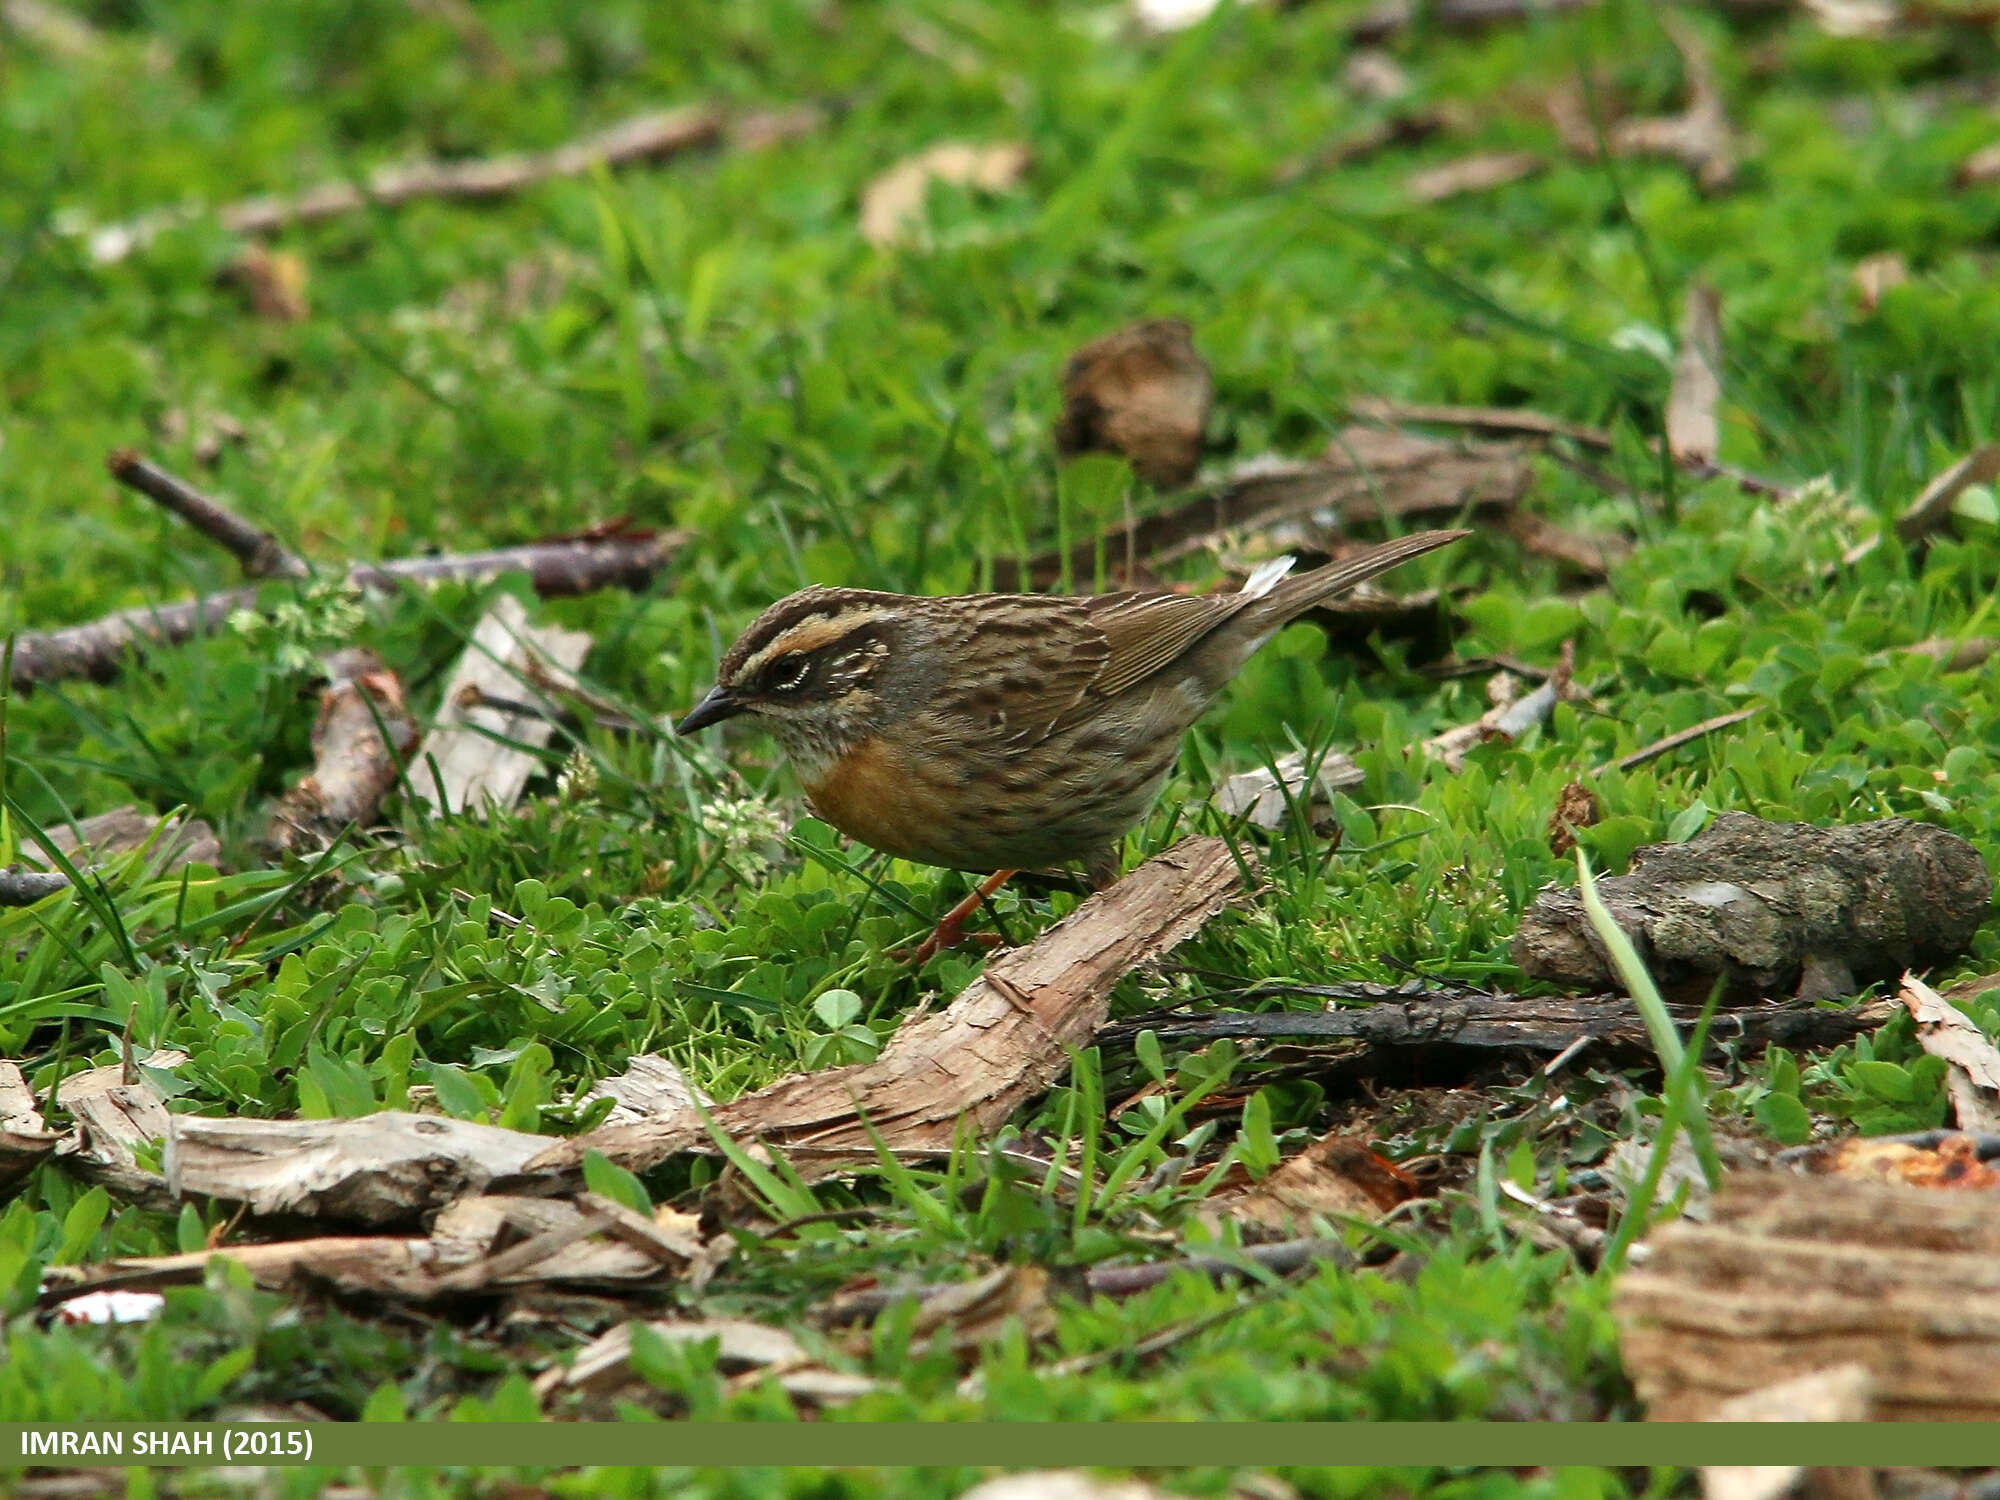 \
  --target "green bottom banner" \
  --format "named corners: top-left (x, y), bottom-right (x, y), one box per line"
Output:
top-left (4, 1424), bottom-right (1998, 1467)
